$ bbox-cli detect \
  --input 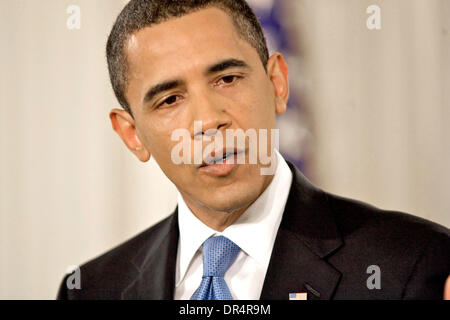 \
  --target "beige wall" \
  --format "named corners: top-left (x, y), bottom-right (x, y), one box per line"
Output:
top-left (0, 0), bottom-right (177, 299)
top-left (0, 0), bottom-right (448, 299)
top-left (292, 0), bottom-right (449, 226)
